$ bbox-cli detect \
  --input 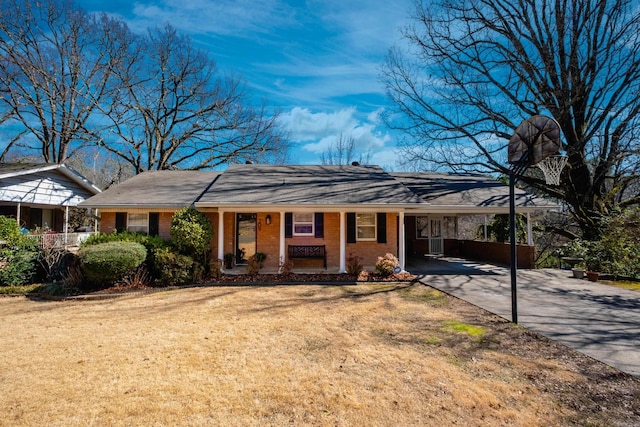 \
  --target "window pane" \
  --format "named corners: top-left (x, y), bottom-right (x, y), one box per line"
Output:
top-left (294, 224), bottom-right (313, 234)
top-left (294, 213), bottom-right (313, 223)
top-left (128, 213), bottom-right (148, 233)
top-left (357, 226), bottom-right (376, 239)
top-left (416, 216), bottom-right (429, 239)
top-left (357, 213), bottom-right (375, 225)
